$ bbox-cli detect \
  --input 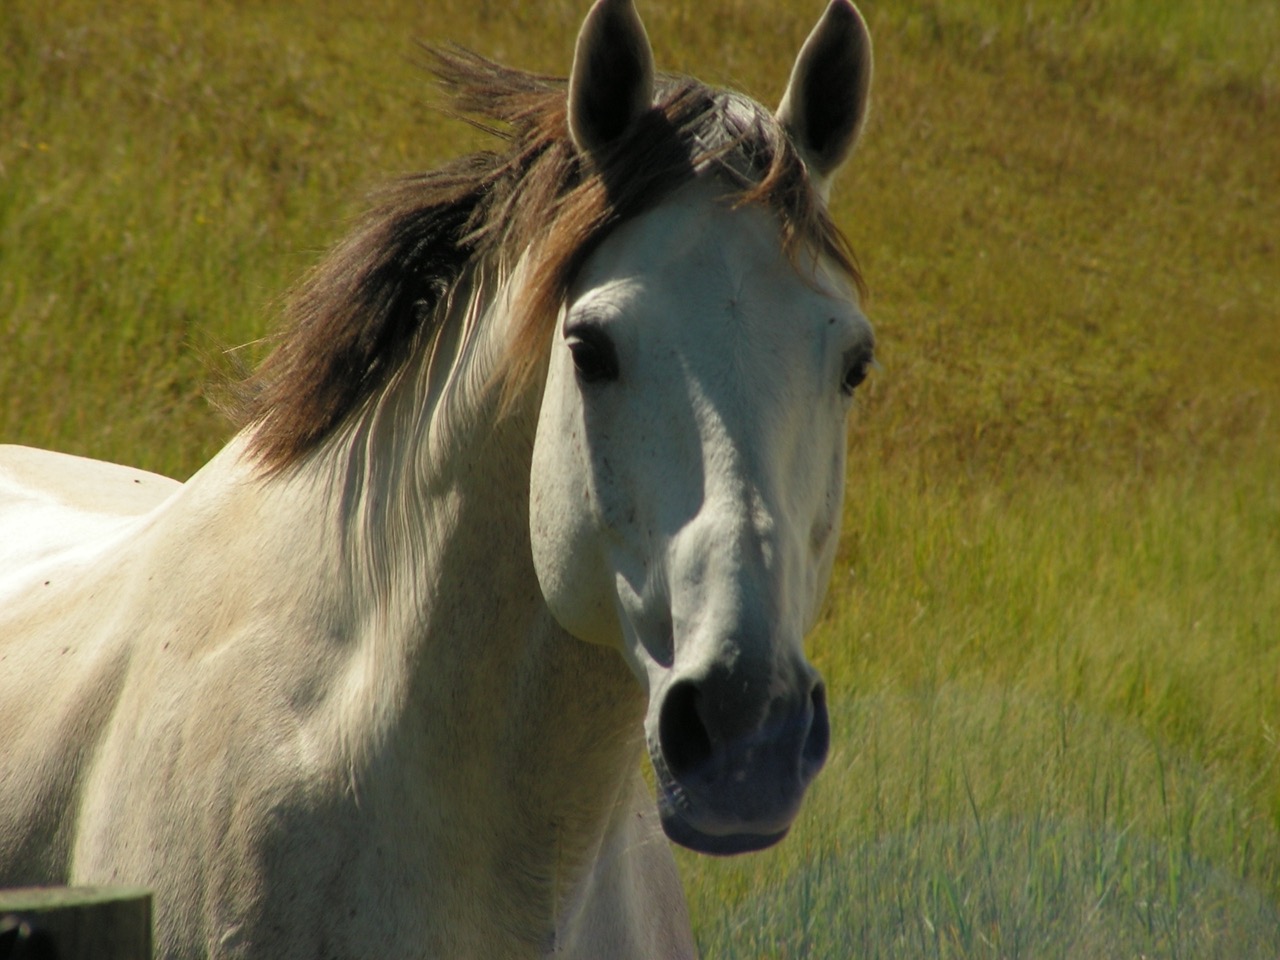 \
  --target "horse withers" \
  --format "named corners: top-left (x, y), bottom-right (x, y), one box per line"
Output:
top-left (0, 1), bottom-right (875, 956)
